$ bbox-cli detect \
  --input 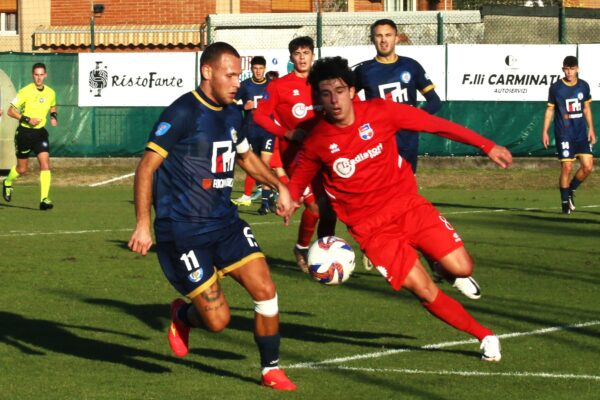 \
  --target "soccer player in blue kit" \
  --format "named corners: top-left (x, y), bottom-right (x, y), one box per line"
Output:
top-left (128, 42), bottom-right (297, 391)
top-left (354, 18), bottom-right (441, 174)
top-left (232, 56), bottom-right (278, 214)
top-left (542, 55), bottom-right (596, 214)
